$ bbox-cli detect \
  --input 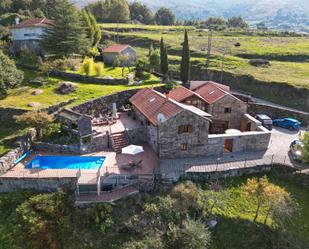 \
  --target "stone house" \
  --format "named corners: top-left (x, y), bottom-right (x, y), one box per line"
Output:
top-left (103, 44), bottom-right (136, 66)
top-left (169, 82), bottom-right (247, 132)
top-left (57, 108), bottom-right (92, 144)
top-left (10, 17), bottom-right (51, 55)
top-left (130, 88), bottom-right (211, 159)
top-left (130, 87), bottom-right (271, 158)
